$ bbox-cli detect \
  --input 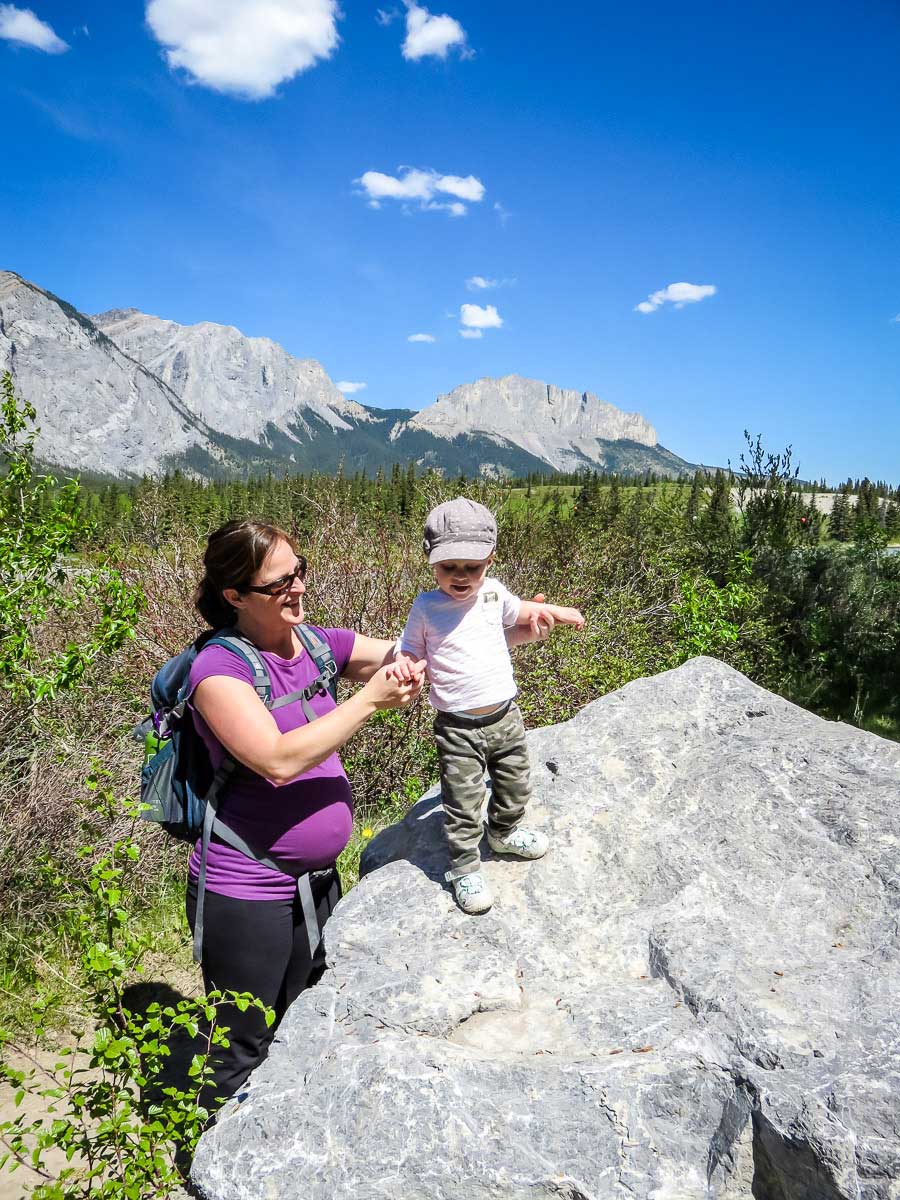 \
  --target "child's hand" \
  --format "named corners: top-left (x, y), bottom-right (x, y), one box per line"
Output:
top-left (549, 605), bottom-right (585, 630)
top-left (524, 594), bottom-right (553, 639)
top-left (362, 665), bottom-right (424, 710)
top-left (389, 652), bottom-right (427, 683)
top-left (517, 596), bottom-right (585, 637)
